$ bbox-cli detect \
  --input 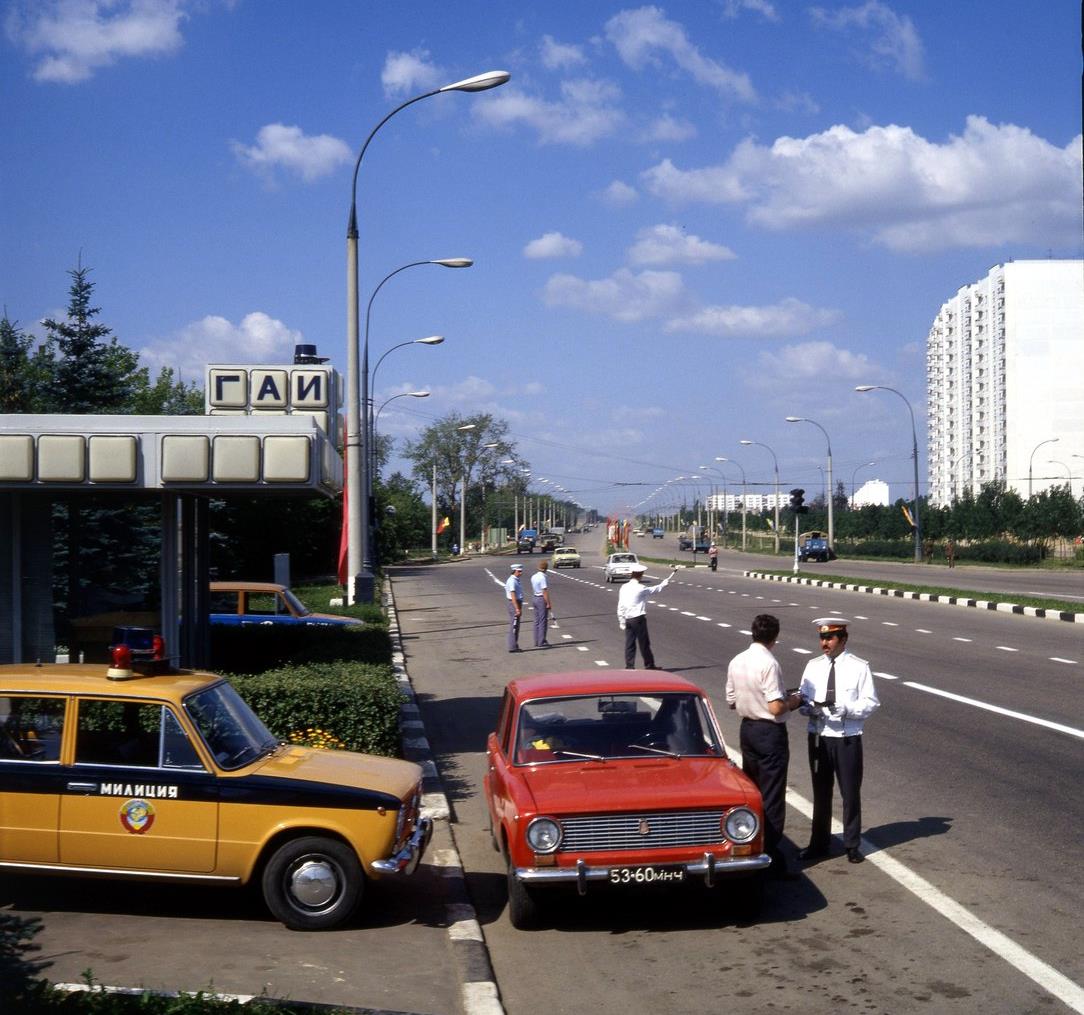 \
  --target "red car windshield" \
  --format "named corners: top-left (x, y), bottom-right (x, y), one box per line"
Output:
top-left (515, 693), bottom-right (721, 764)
